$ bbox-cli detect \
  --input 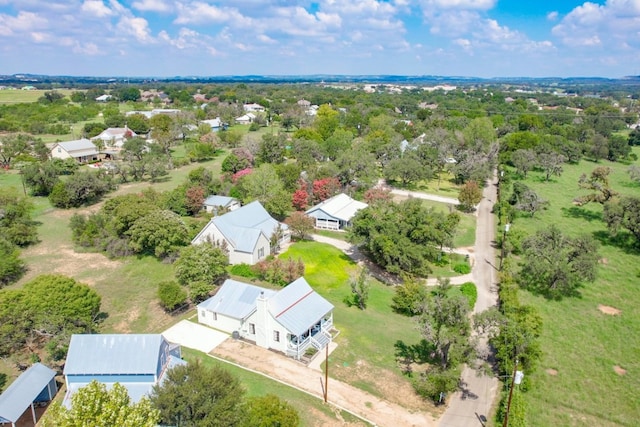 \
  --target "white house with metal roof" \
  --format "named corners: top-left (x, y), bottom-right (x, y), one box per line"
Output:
top-left (49, 138), bottom-right (99, 163)
top-left (202, 195), bottom-right (240, 214)
top-left (62, 334), bottom-right (185, 407)
top-left (91, 127), bottom-right (137, 149)
top-left (0, 363), bottom-right (57, 427)
top-left (305, 193), bottom-right (368, 230)
top-left (191, 201), bottom-right (290, 265)
top-left (198, 277), bottom-right (334, 360)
